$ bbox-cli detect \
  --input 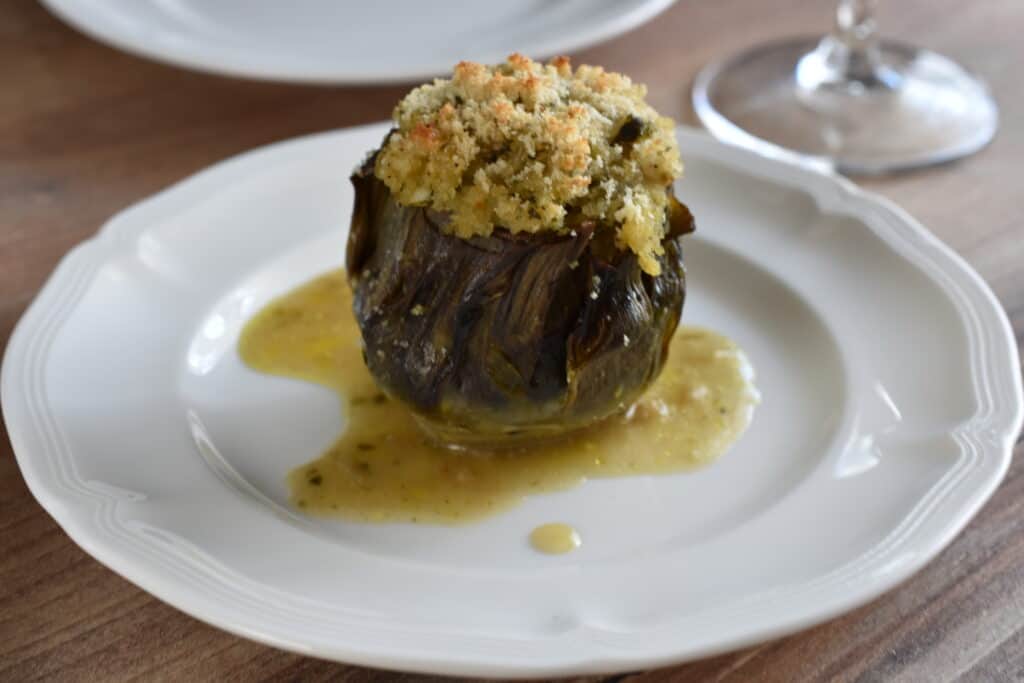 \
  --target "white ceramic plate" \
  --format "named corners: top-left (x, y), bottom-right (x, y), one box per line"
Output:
top-left (4, 123), bottom-right (1021, 678)
top-left (39, 0), bottom-right (677, 84)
